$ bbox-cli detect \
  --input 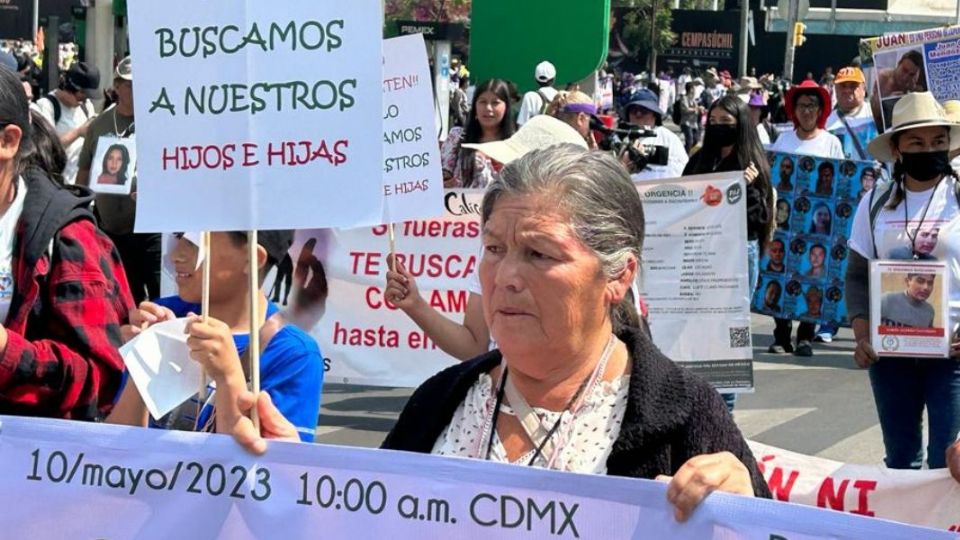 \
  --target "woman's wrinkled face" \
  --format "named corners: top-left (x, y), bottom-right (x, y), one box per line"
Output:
top-left (475, 91), bottom-right (507, 131)
top-left (105, 149), bottom-right (123, 174)
top-left (479, 193), bottom-right (614, 368)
